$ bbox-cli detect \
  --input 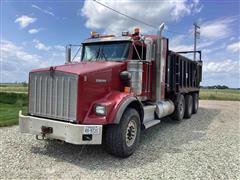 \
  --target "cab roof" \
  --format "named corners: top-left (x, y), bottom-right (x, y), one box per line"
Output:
top-left (83, 36), bottom-right (132, 44)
